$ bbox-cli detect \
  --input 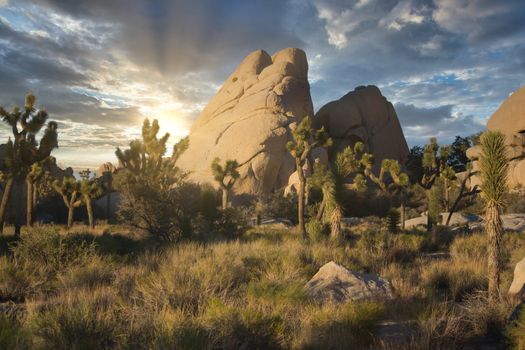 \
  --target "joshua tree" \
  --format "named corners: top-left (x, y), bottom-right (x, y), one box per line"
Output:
top-left (309, 144), bottom-right (367, 240)
top-left (53, 176), bottom-right (81, 229)
top-left (363, 156), bottom-right (409, 228)
top-left (115, 119), bottom-right (190, 240)
top-left (479, 131), bottom-right (508, 305)
top-left (79, 169), bottom-right (102, 229)
top-left (416, 138), bottom-right (451, 231)
top-left (287, 116), bottom-right (332, 238)
top-left (25, 161), bottom-right (45, 227)
top-left (100, 162), bottom-right (115, 222)
top-left (211, 158), bottom-right (240, 210)
top-left (0, 92), bottom-right (58, 236)
top-left (444, 162), bottom-right (480, 226)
